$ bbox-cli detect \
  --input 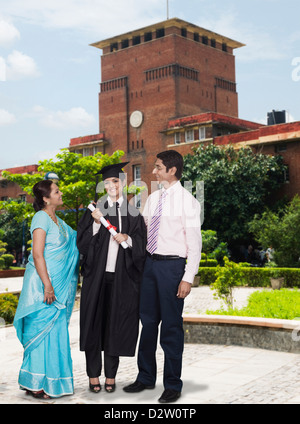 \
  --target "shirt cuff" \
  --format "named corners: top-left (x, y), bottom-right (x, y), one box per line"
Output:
top-left (92, 221), bottom-right (101, 236)
top-left (126, 235), bottom-right (133, 248)
top-left (182, 271), bottom-right (195, 285)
